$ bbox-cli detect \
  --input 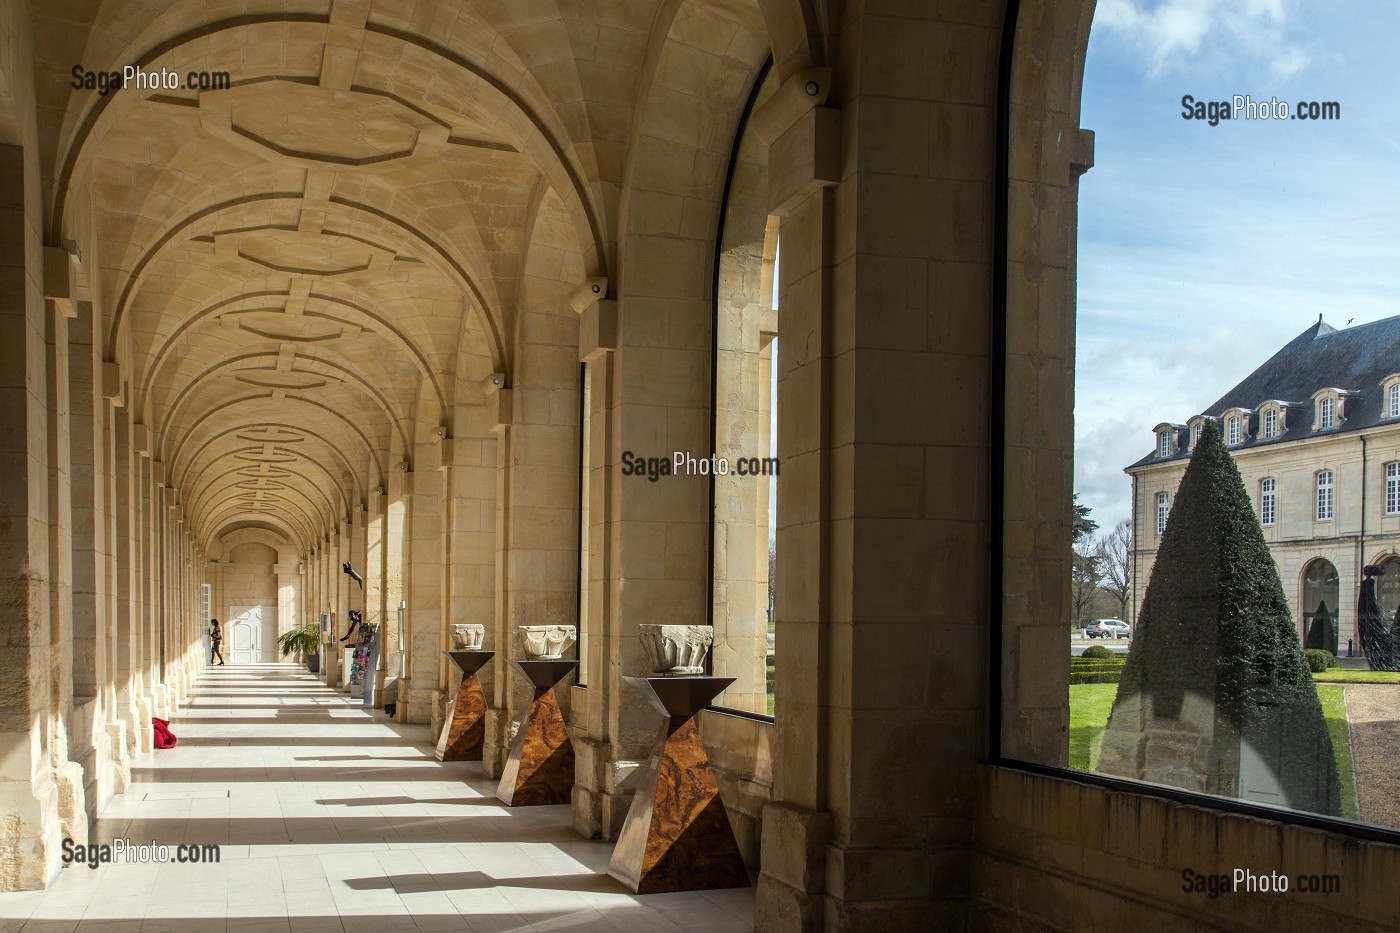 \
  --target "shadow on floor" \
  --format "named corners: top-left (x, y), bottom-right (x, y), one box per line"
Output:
top-left (346, 869), bottom-right (630, 895)
top-left (317, 795), bottom-right (502, 808)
